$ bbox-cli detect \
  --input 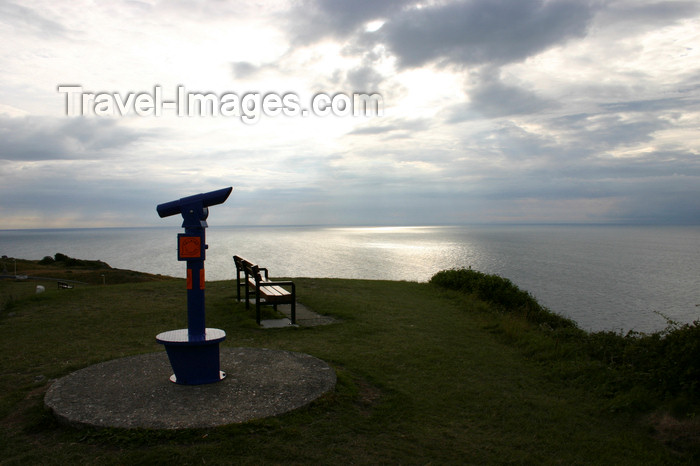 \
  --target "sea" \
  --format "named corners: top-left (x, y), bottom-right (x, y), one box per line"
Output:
top-left (1, 224), bottom-right (698, 334)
